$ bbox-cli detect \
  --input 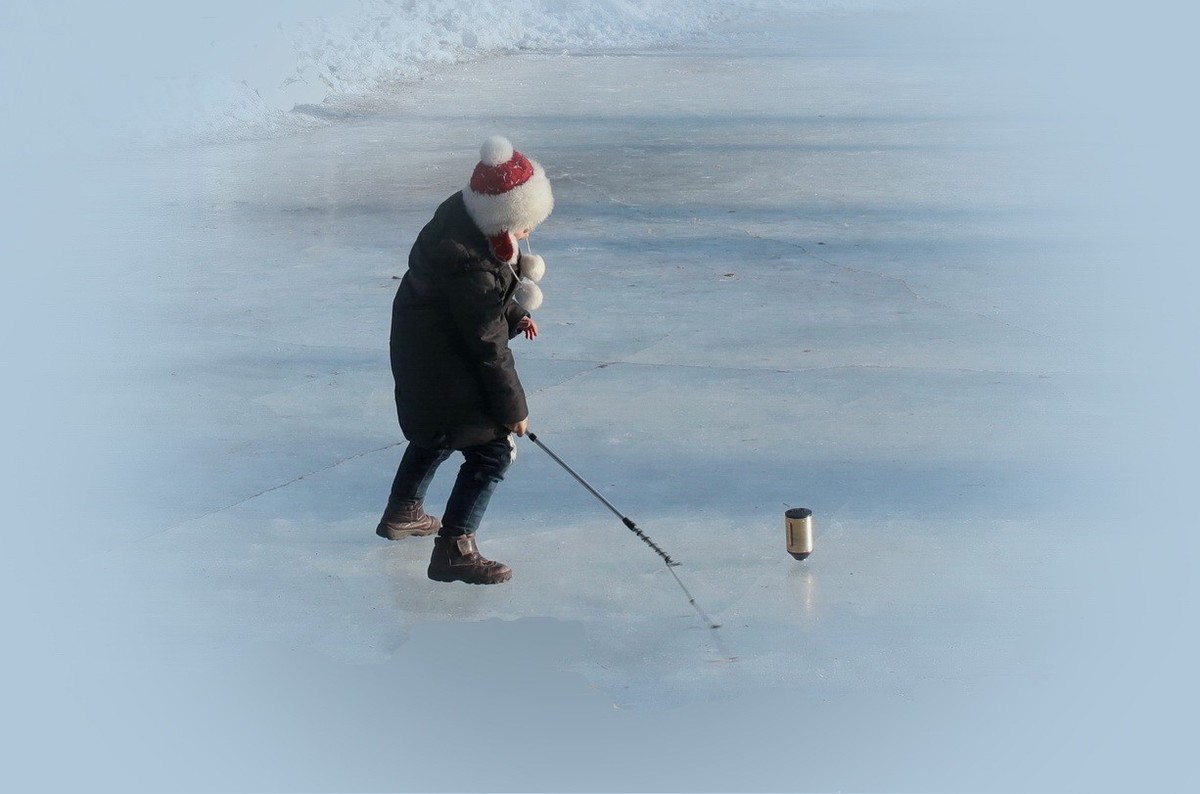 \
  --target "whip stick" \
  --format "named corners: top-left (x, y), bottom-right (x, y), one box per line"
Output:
top-left (526, 431), bottom-right (723, 631)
